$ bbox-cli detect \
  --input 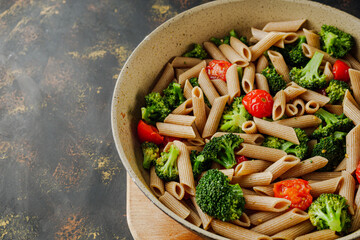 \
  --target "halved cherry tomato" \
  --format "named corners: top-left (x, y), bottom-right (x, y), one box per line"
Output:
top-left (235, 155), bottom-right (248, 166)
top-left (206, 60), bottom-right (232, 81)
top-left (273, 179), bottom-right (313, 211)
top-left (333, 60), bottom-right (350, 82)
top-left (242, 89), bottom-right (274, 118)
top-left (356, 161), bottom-right (360, 184)
top-left (137, 120), bottom-right (164, 145)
